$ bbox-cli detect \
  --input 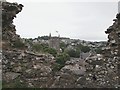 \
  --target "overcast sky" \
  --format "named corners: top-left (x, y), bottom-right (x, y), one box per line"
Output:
top-left (7, 0), bottom-right (118, 41)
